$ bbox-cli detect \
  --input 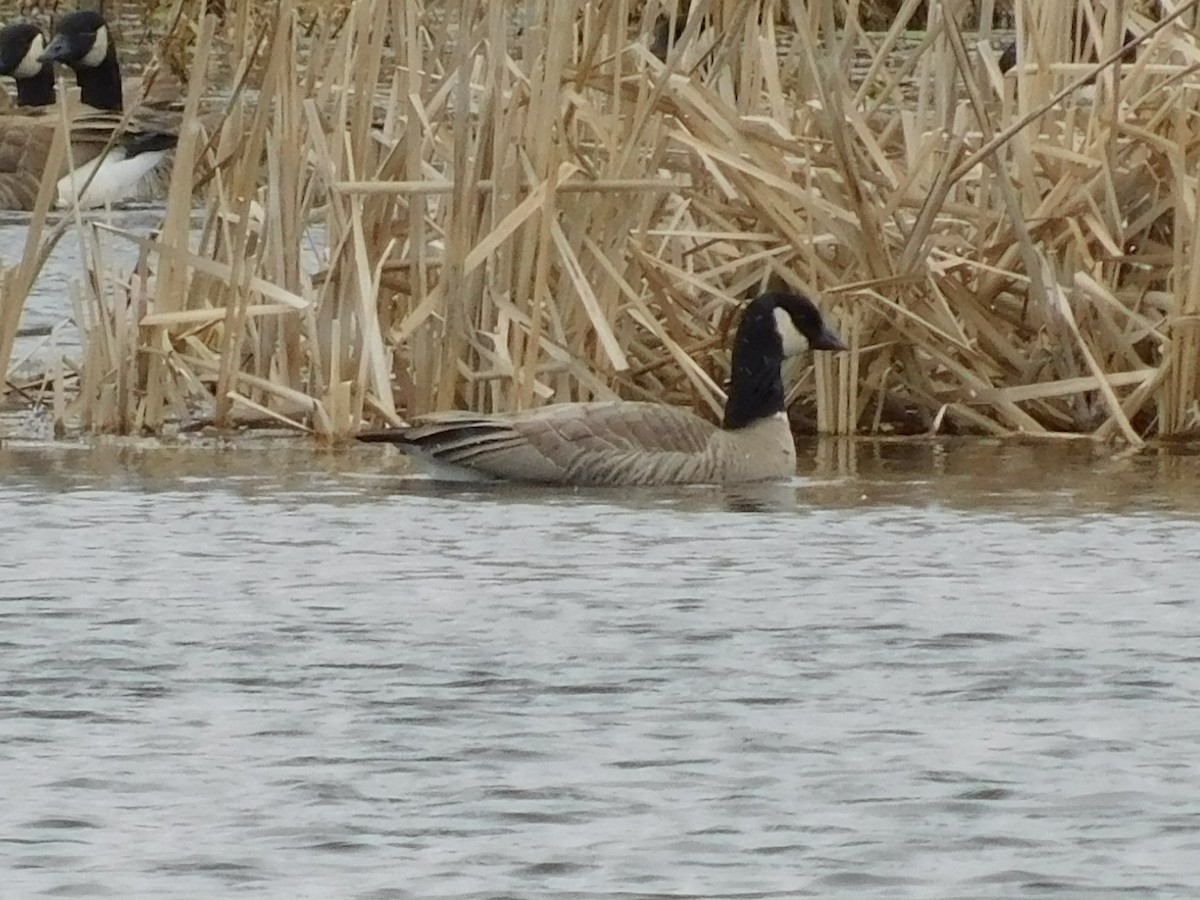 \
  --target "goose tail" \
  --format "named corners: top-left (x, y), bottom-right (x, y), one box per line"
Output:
top-left (55, 132), bottom-right (177, 209)
top-left (358, 426), bottom-right (510, 482)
